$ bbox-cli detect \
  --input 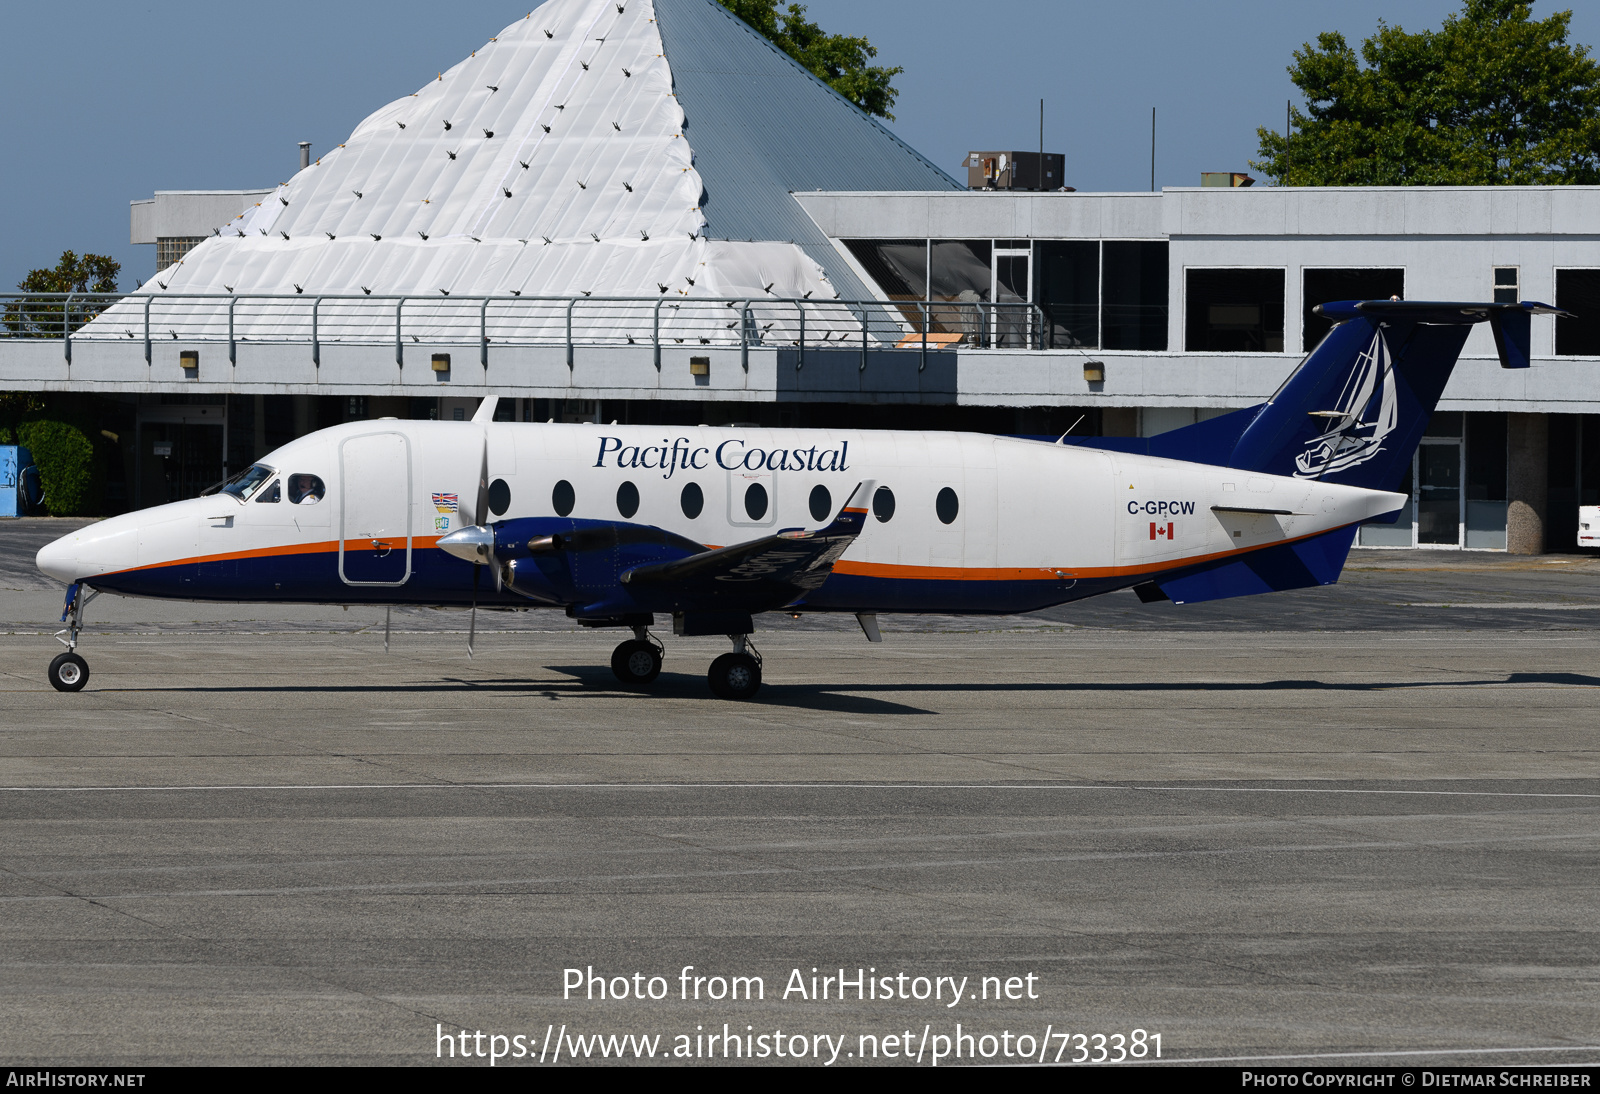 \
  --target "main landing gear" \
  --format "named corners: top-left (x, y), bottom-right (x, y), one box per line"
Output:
top-left (708, 635), bottom-right (762, 701)
top-left (610, 625), bottom-right (665, 688)
top-left (48, 583), bottom-right (98, 692)
top-left (607, 626), bottom-right (763, 700)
